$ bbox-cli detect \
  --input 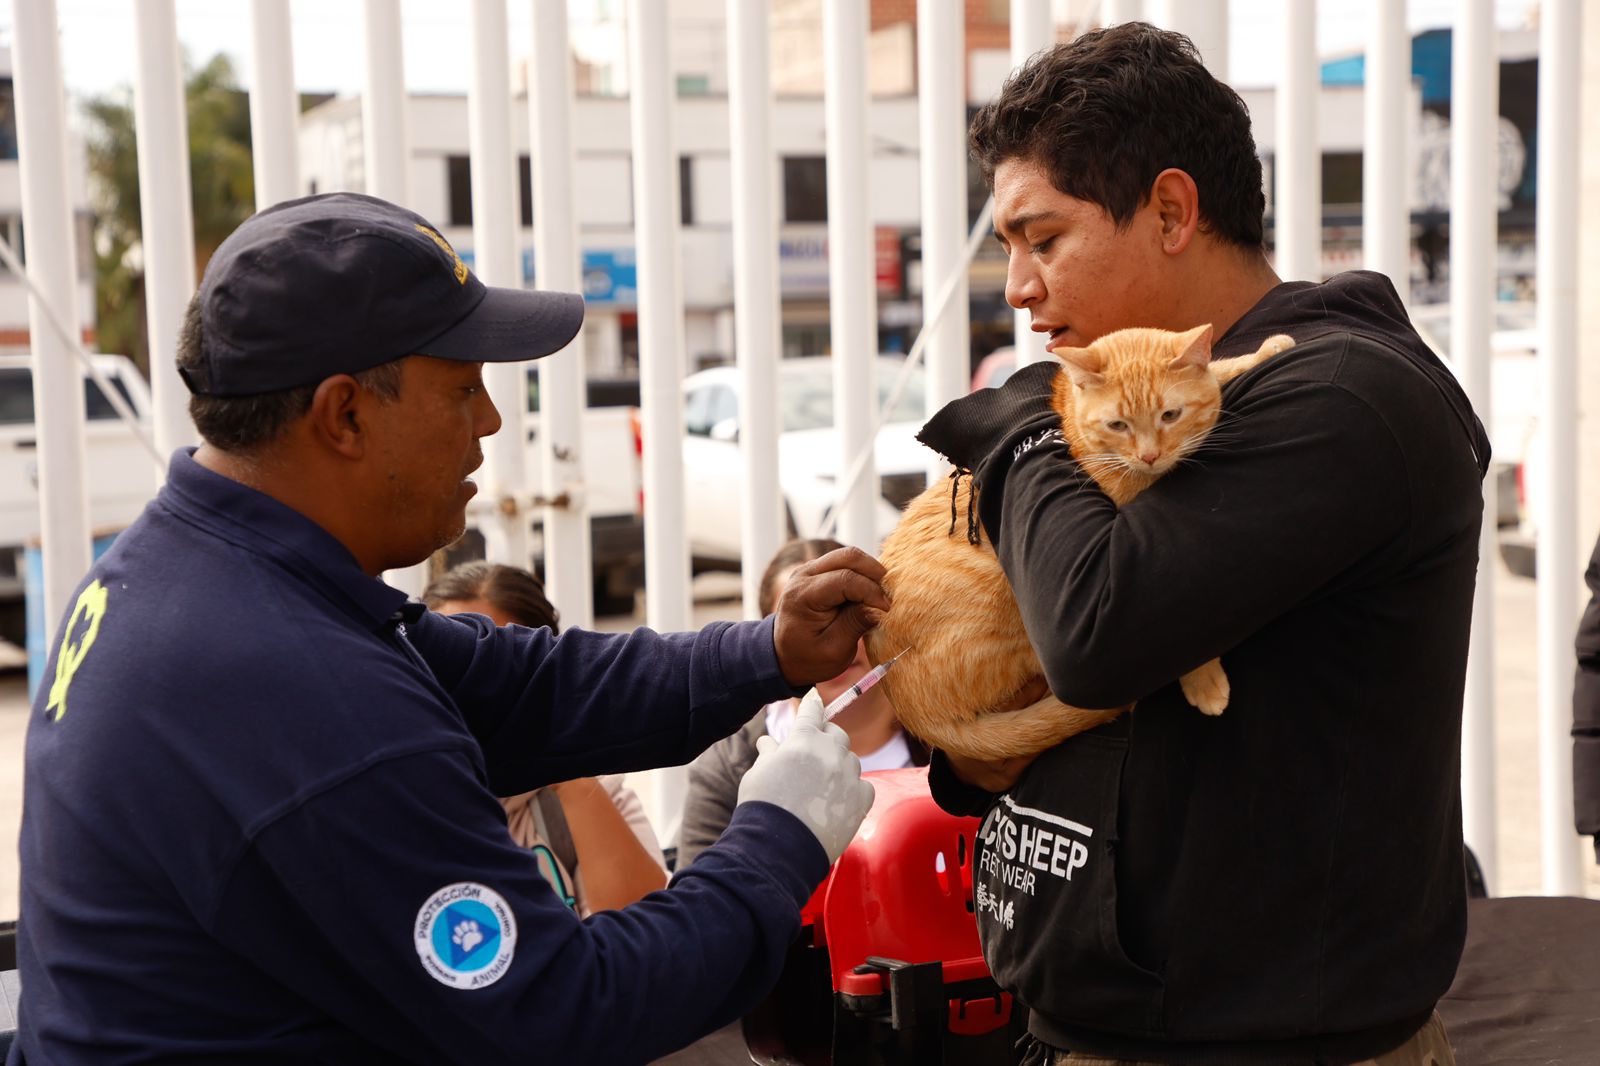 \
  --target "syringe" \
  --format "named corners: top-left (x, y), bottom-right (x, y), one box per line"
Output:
top-left (823, 647), bottom-right (912, 721)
